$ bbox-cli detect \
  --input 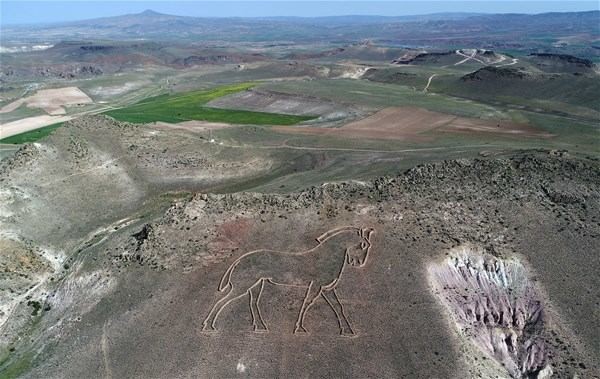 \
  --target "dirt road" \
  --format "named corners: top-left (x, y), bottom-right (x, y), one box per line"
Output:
top-left (454, 49), bottom-right (485, 65)
top-left (498, 58), bottom-right (519, 67)
top-left (423, 74), bottom-right (438, 92)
